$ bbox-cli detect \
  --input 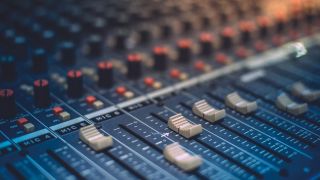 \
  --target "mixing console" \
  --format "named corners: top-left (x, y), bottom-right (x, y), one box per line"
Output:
top-left (0, 0), bottom-right (320, 179)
